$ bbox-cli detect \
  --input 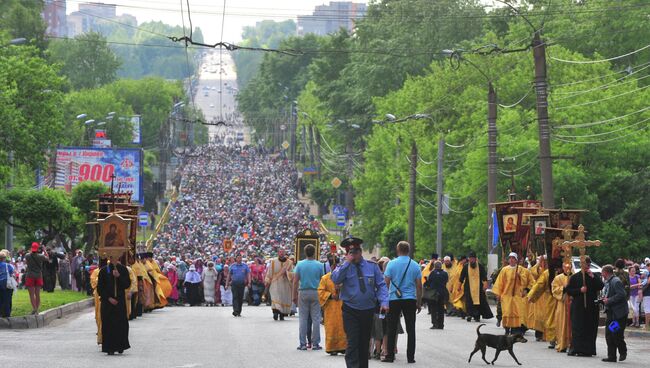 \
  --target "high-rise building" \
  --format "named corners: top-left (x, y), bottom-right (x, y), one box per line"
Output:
top-left (42, 0), bottom-right (67, 38)
top-left (67, 2), bottom-right (136, 37)
top-left (297, 1), bottom-right (367, 36)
